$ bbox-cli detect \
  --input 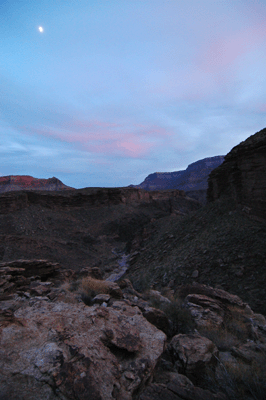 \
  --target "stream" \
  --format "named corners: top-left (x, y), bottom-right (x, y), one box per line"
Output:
top-left (105, 252), bottom-right (130, 282)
